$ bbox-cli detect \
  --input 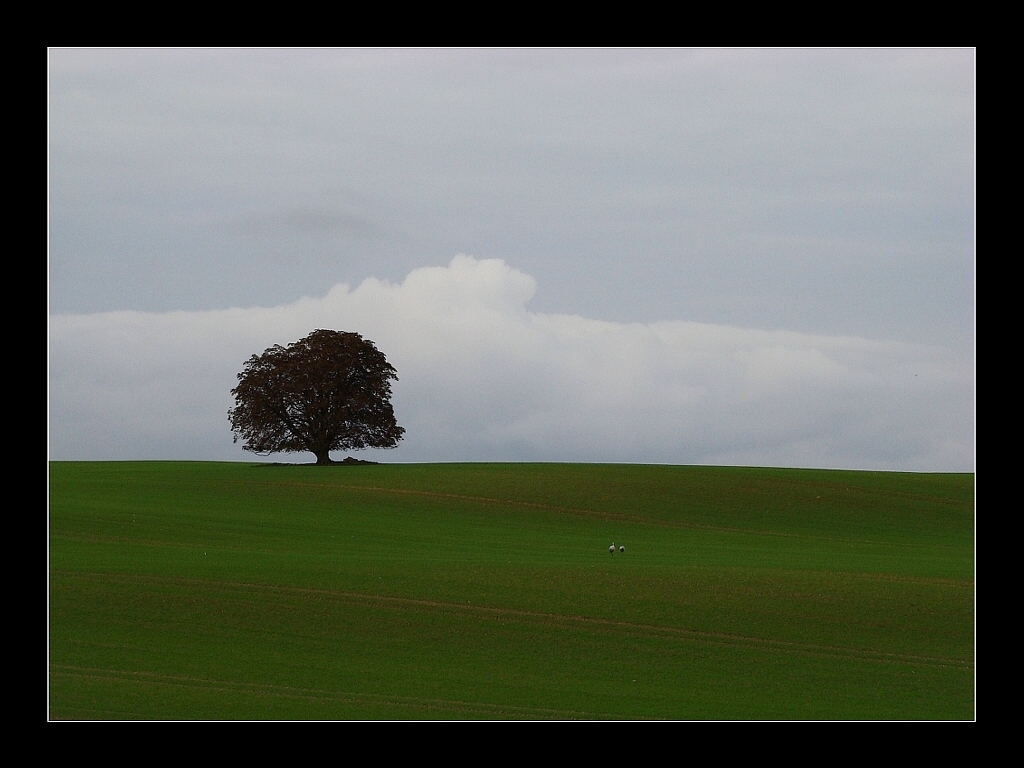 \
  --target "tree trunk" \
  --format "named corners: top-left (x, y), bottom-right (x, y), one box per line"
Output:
top-left (313, 450), bottom-right (333, 465)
